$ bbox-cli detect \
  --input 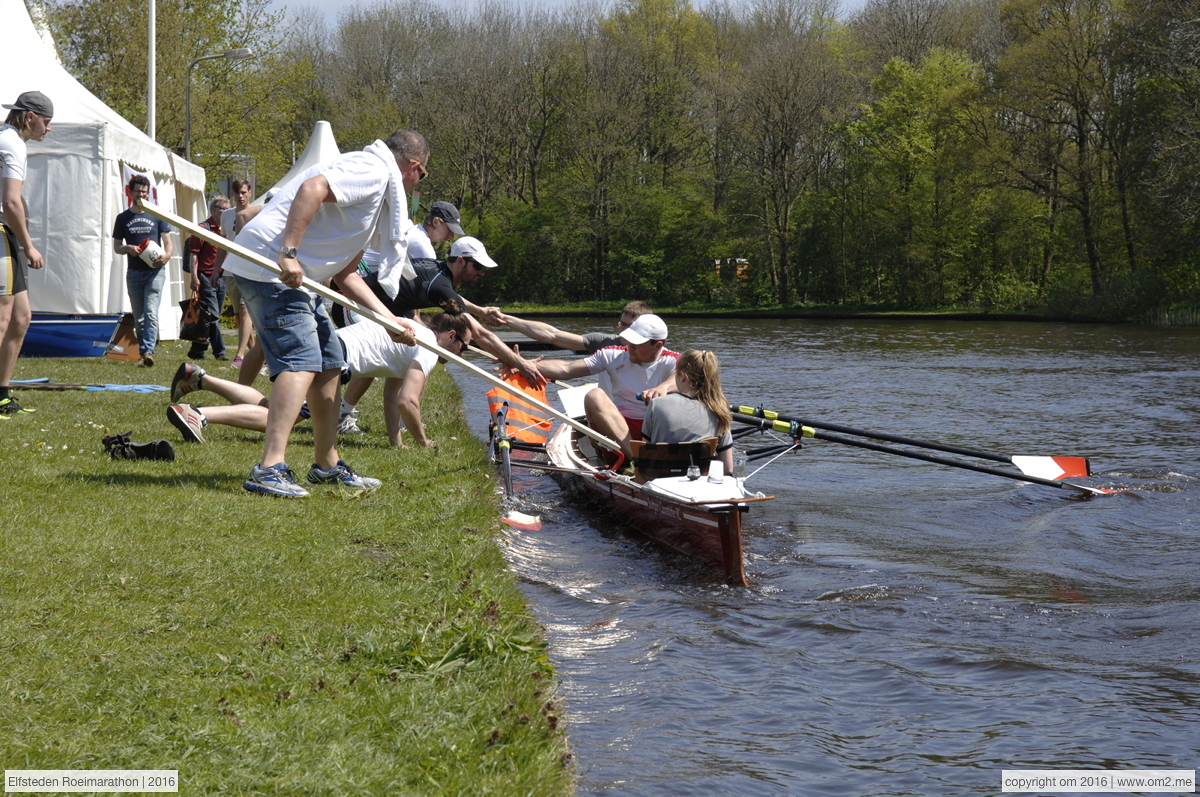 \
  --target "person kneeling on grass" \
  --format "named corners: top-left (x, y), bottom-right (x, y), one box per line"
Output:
top-left (166, 311), bottom-right (472, 452)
